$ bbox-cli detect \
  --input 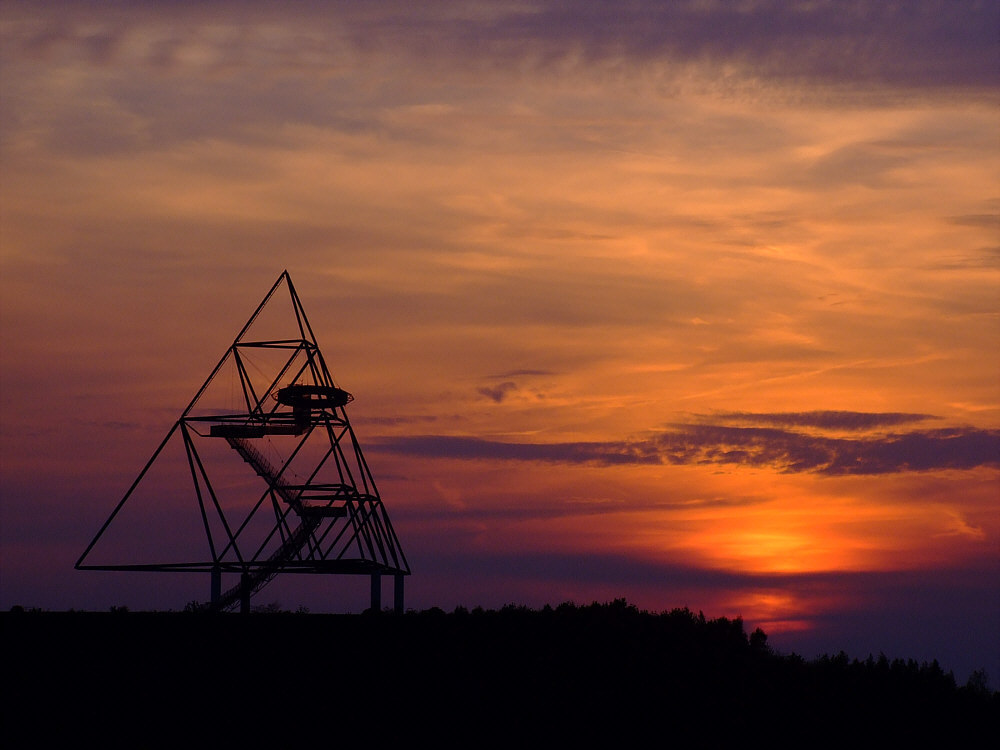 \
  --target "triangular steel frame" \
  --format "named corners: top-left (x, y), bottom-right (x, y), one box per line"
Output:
top-left (77, 271), bottom-right (410, 612)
